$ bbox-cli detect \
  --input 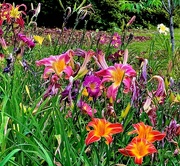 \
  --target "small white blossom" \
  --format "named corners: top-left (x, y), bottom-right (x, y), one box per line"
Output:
top-left (157, 23), bottom-right (169, 35)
